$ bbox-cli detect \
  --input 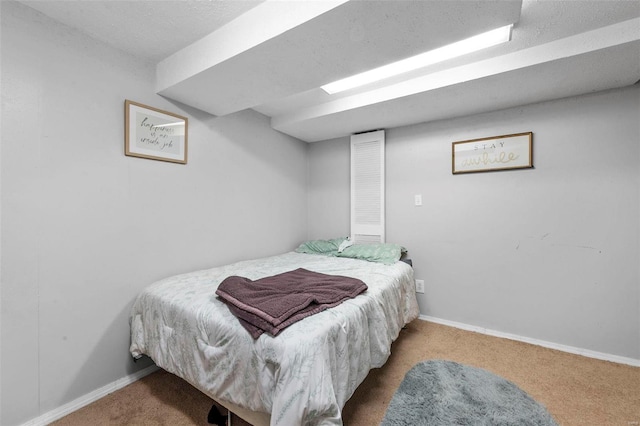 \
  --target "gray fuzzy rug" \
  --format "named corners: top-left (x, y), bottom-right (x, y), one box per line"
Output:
top-left (381, 360), bottom-right (558, 426)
